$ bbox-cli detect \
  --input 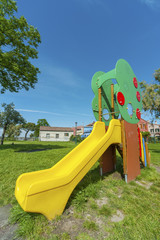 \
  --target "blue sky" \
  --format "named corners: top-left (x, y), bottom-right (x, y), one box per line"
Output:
top-left (2, 0), bottom-right (160, 127)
